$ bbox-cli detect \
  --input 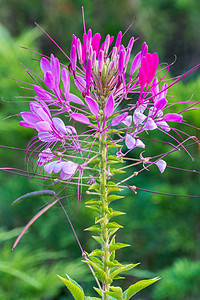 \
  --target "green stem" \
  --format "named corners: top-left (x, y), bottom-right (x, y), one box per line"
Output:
top-left (99, 131), bottom-right (110, 300)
